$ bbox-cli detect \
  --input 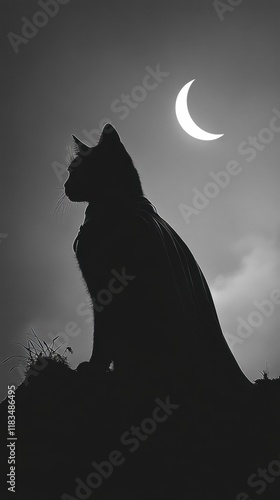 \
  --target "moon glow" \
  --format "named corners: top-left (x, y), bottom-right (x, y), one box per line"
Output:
top-left (175, 80), bottom-right (224, 141)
